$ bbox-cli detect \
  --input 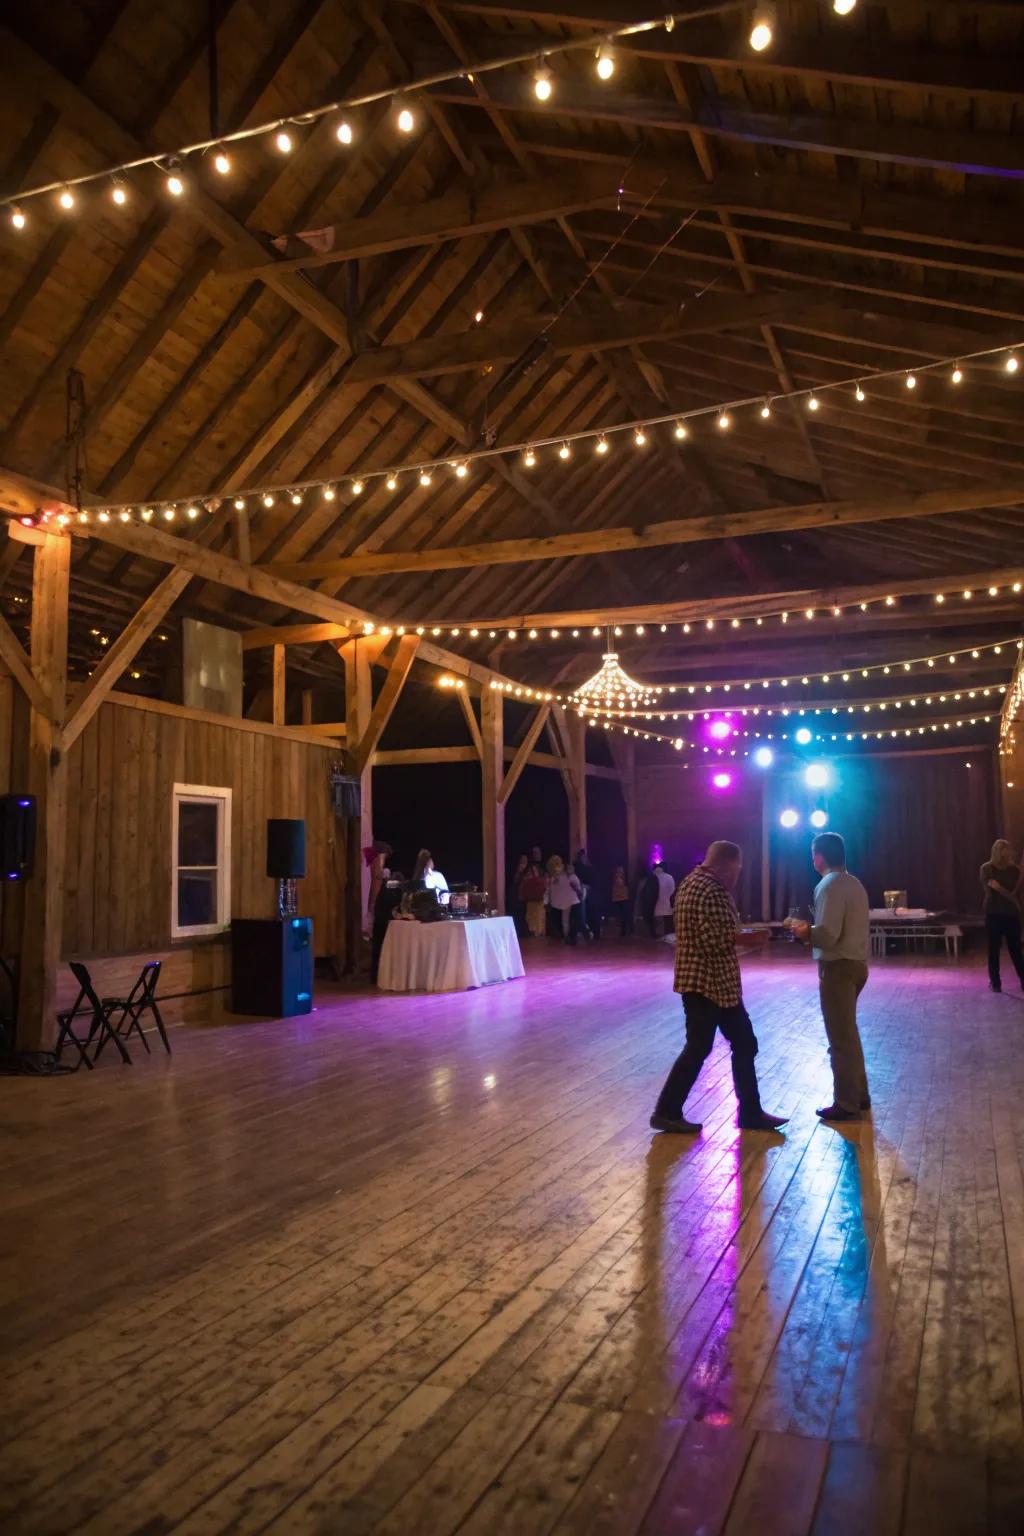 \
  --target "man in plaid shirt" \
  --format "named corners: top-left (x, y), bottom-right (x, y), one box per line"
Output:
top-left (651, 841), bottom-right (788, 1135)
